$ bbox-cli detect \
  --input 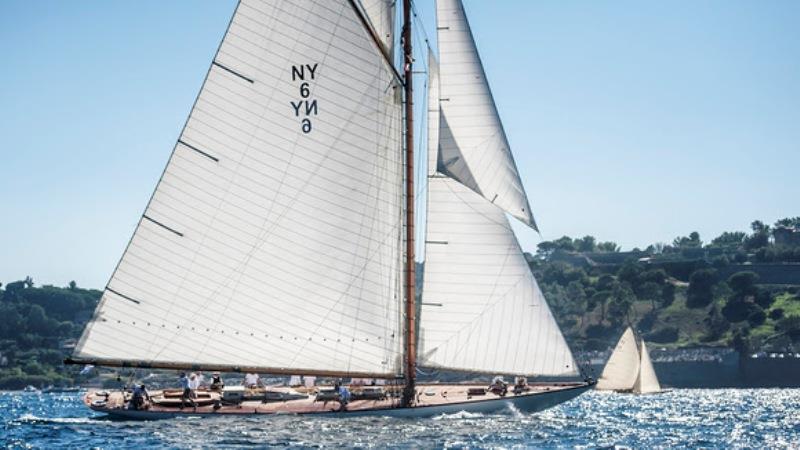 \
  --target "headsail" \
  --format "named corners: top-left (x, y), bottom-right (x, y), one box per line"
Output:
top-left (634, 340), bottom-right (661, 394)
top-left (419, 177), bottom-right (578, 376)
top-left (73, 0), bottom-right (404, 377)
top-left (597, 327), bottom-right (640, 391)
top-left (435, 0), bottom-right (537, 229)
